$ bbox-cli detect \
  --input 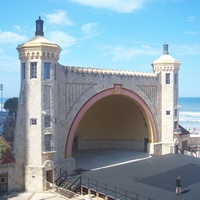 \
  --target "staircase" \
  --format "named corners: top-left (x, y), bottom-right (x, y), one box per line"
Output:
top-left (53, 172), bottom-right (155, 200)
